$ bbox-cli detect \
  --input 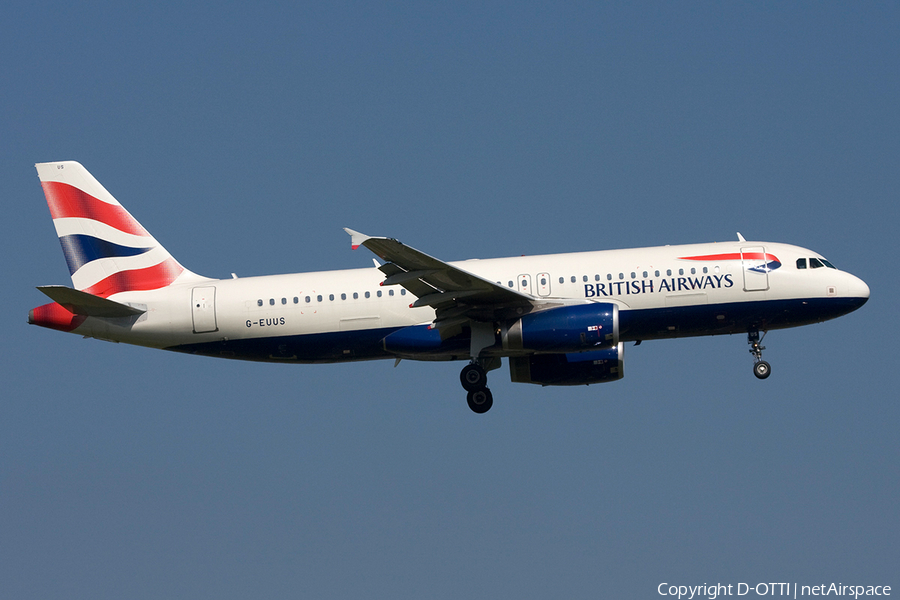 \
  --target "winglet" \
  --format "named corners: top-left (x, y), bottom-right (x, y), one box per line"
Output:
top-left (737, 232), bottom-right (746, 242)
top-left (344, 228), bottom-right (371, 250)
